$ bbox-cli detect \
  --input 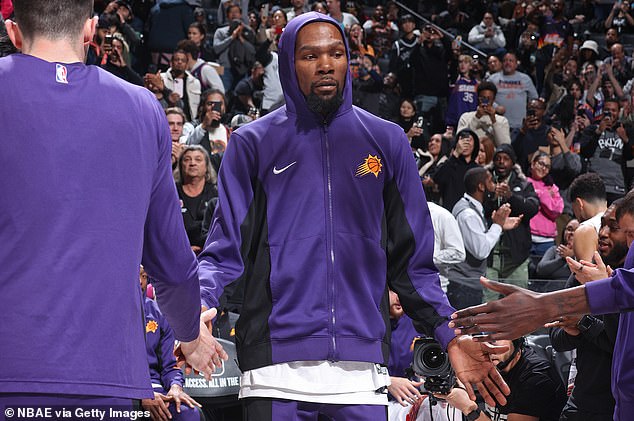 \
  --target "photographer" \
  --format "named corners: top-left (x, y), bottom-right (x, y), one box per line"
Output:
top-left (434, 339), bottom-right (566, 421)
top-left (100, 33), bottom-right (143, 86)
top-left (578, 99), bottom-right (633, 203)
